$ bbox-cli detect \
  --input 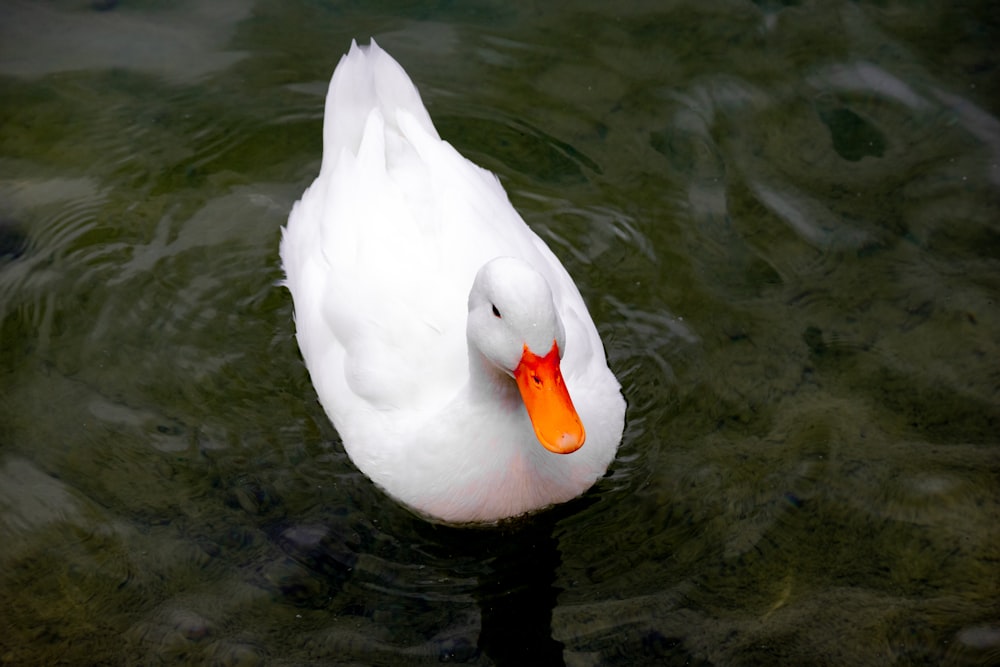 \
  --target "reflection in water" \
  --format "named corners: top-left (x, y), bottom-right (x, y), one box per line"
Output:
top-left (474, 517), bottom-right (566, 666)
top-left (0, 1), bottom-right (998, 665)
top-left (0, 0), bottom-right (251, 81)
